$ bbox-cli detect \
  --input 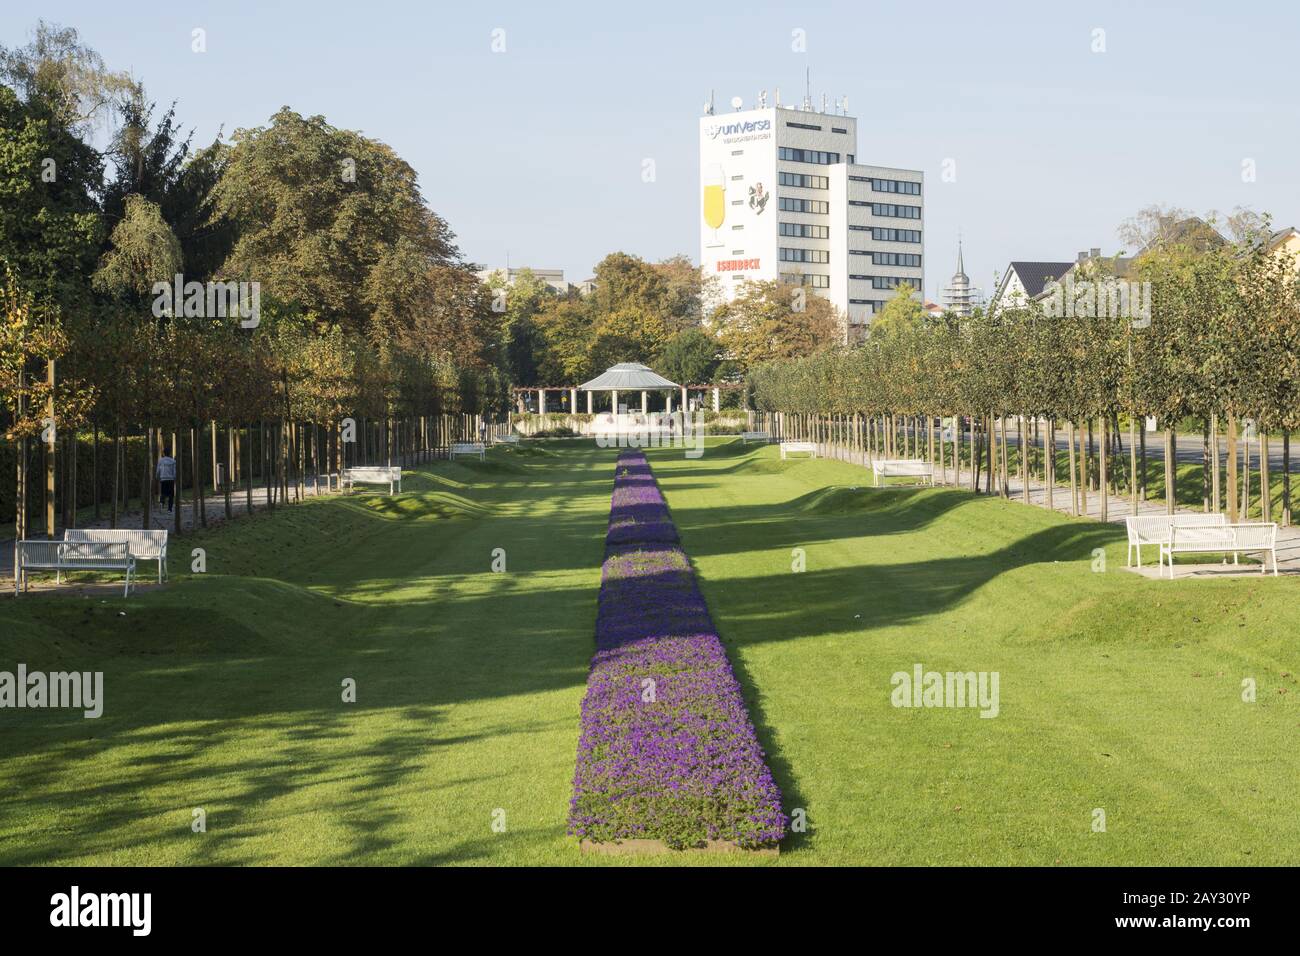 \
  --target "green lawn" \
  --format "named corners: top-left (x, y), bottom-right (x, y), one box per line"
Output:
top-left (648, 441), bottom-right (1300, 864)
top-left (0, 443), bottom-right (609, 865)
top-left (1, 439), bottom-right (1297, 865)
